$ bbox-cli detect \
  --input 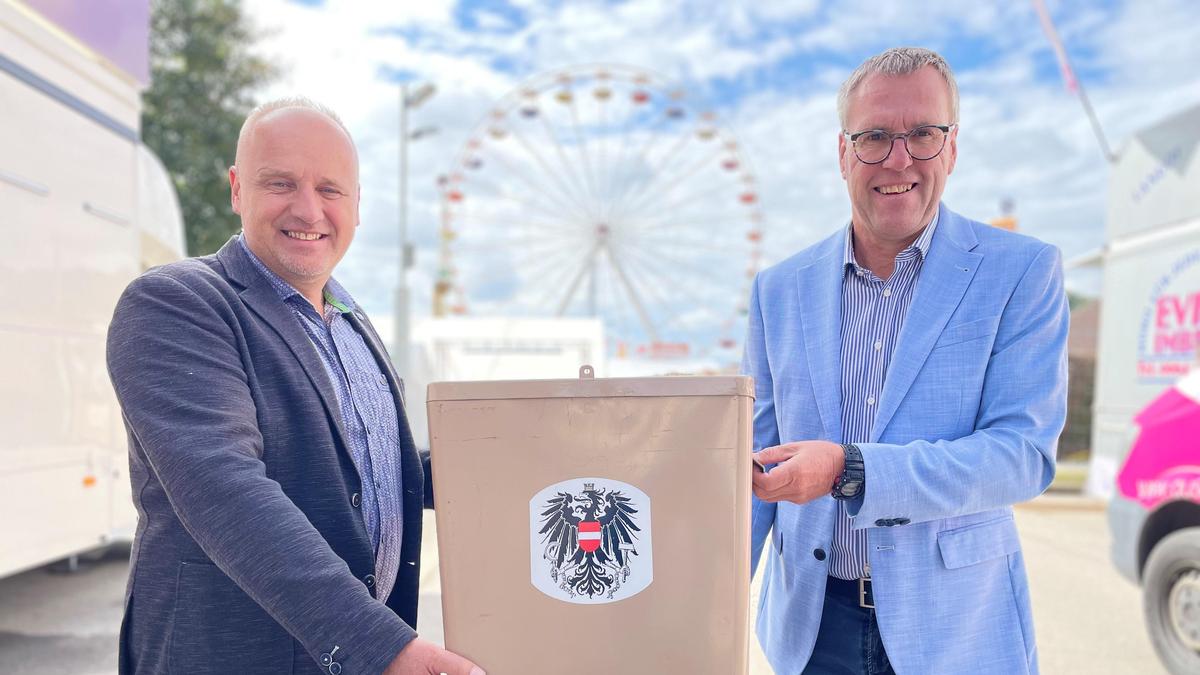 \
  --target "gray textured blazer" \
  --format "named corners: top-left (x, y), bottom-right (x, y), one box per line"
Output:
top-left (107, 237), bottom-right (432, 674)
